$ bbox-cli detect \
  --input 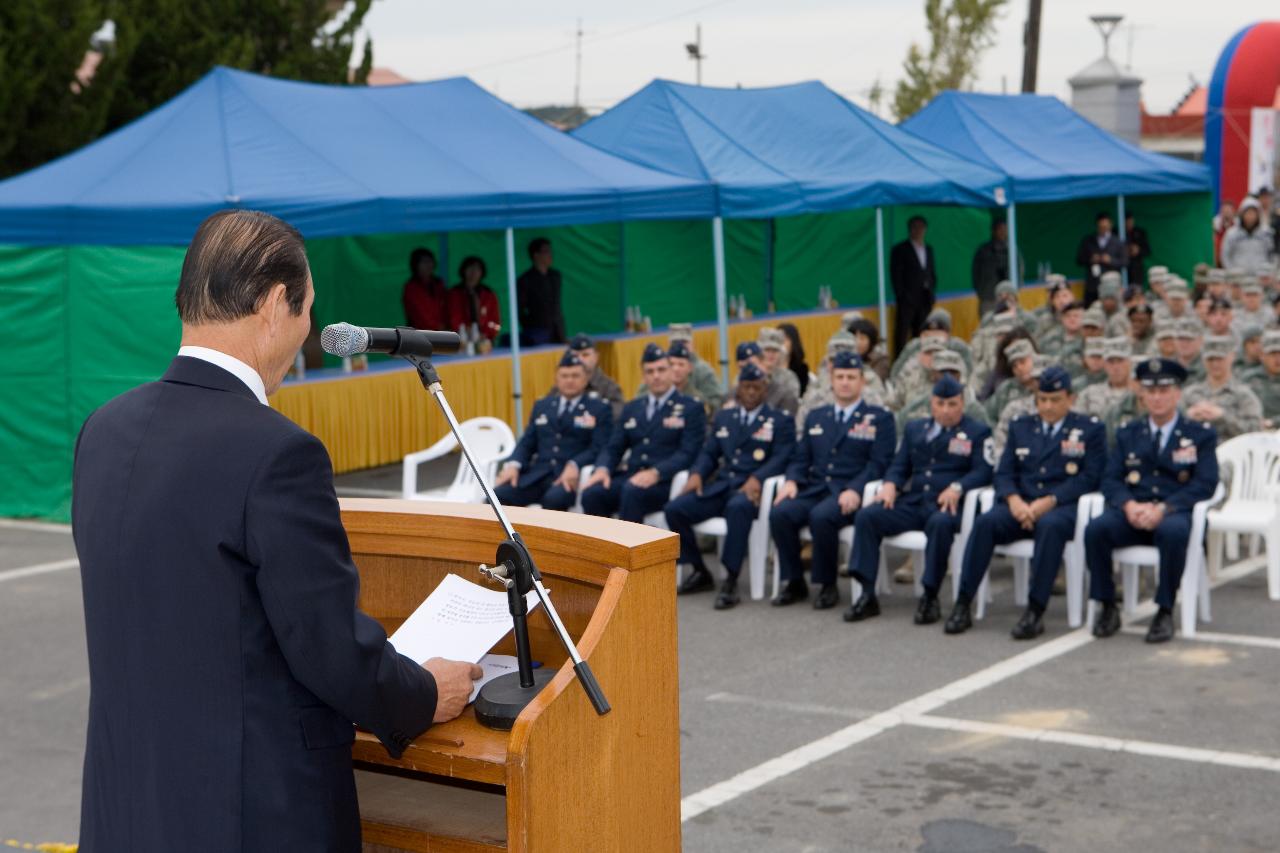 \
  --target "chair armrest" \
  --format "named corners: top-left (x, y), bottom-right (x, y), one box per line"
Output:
top-left (759, 475), bottom-right (785, 520)
top-left (960, 487), bottom-right (983, 533)
top-left (976, 486), bottom-right (995, 514)
top-left (669, 470), bottom-right (690, 500)
top-left (863, 479), bottom-right (883, 504)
